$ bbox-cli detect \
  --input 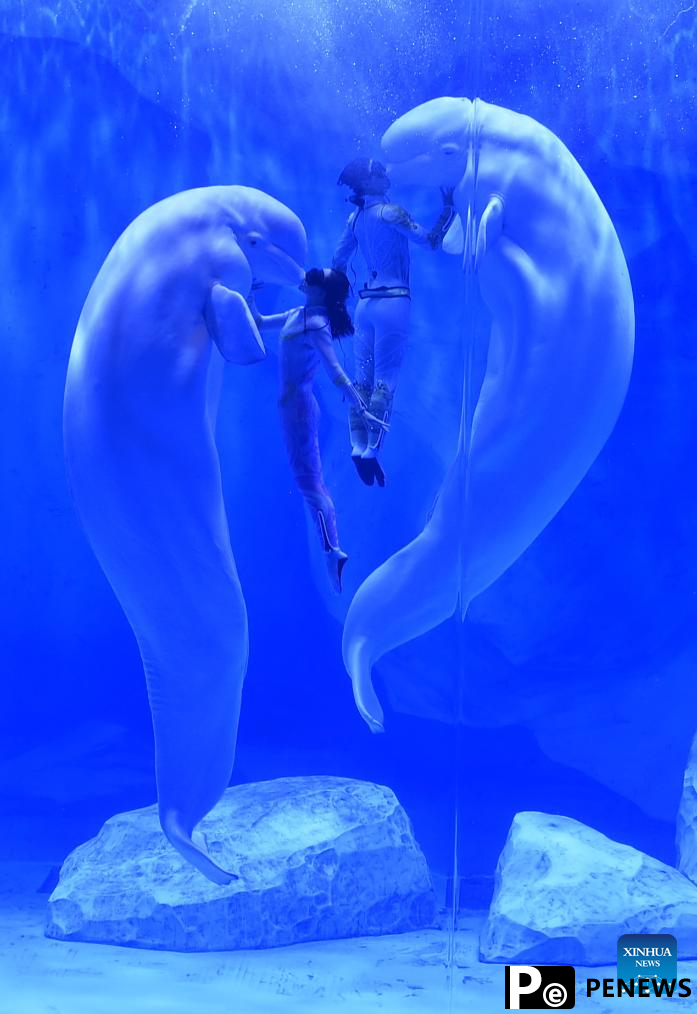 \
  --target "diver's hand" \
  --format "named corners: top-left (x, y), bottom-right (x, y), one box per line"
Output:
top-left (361, 409), bottom-right (390, 433)
top-left (245, 292), bottom-right (263, 327)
